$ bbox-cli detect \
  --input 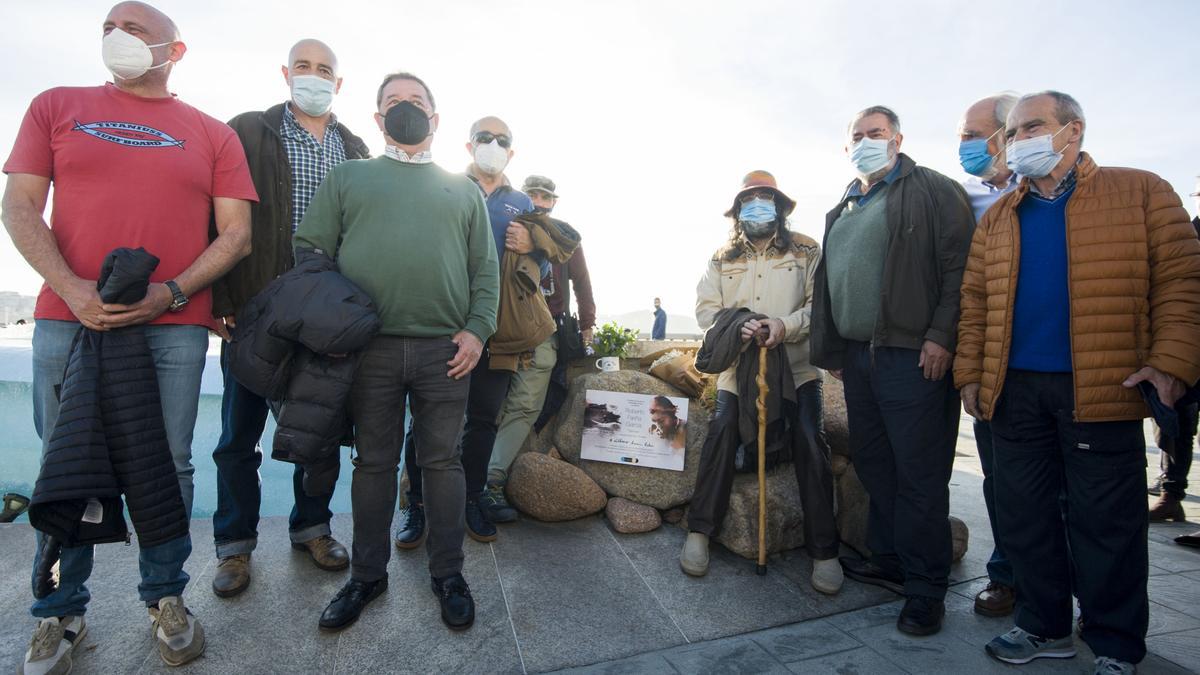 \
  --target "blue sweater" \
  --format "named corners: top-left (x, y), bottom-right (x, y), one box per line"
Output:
top-left (1008, 187), bottom-right (1075, 372)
